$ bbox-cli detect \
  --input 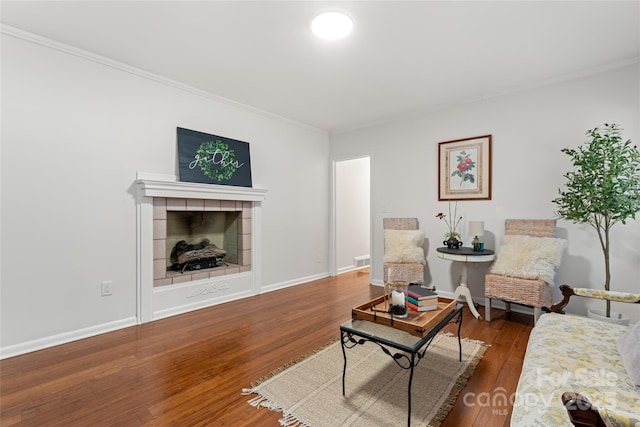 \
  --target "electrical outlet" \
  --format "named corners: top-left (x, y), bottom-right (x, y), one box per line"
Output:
top-left (101, 281), bottom-right (113, 296)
